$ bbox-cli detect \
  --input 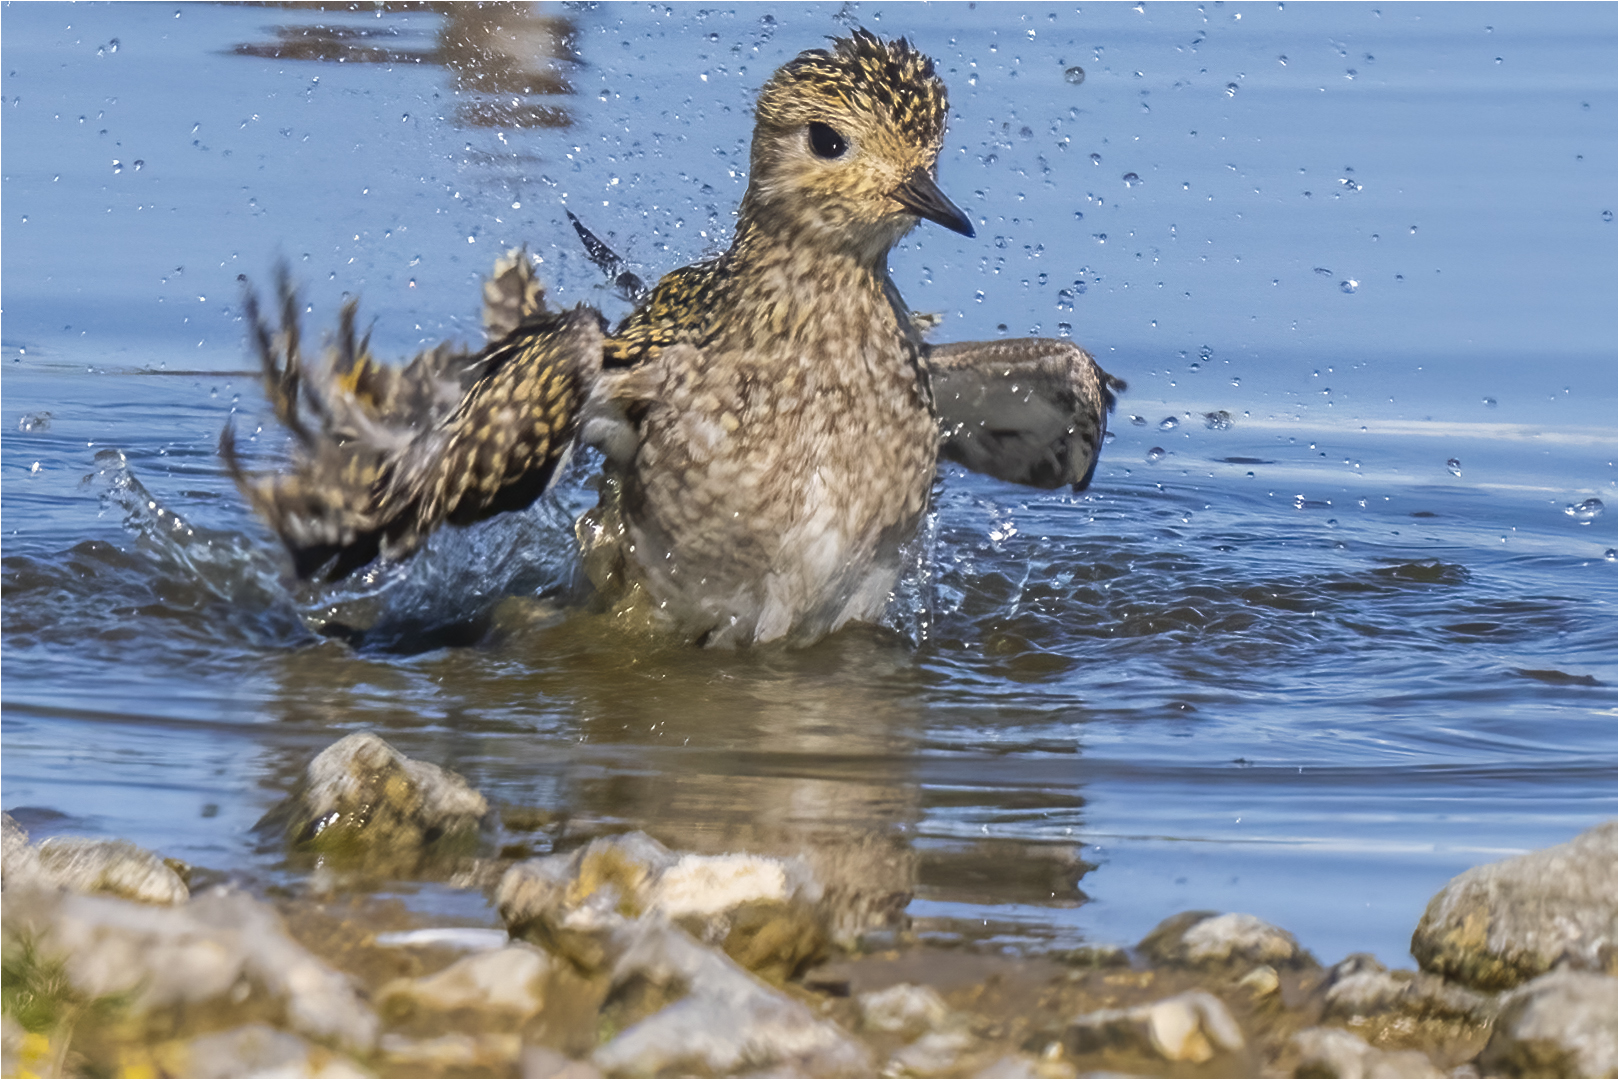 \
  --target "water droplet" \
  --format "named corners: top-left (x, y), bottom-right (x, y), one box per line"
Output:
top-left (1339, 279), bottom-right (1358, 293)
top-left (1225, 82), bottom-right (1239, 97)
top-left (1604, 549), bottom-right (1616, 562)
top-left (1146, 446), bottom-right (1165, 462)
top-left (1445, 458), bottom-right (1463, 477)
top-left (1603, 210), bottom-right (1615, 223)
top-left (401, 112), bottom-right (411, 123)
top-left (1064, 66), bottom-right (1086, 86)
top-left (1314, 266), bottom-right (1333, 276)
top-left (1565, 498), bottom-right (1605, 521)
top-left (1089, 152), bottom-right (1102, 165)
top-left (1122, 172), bottom-right (1142, 187)
top-left (111, 159), bottom-right (122, 173)
top-left (133, 159), bottom-right (144, 171)
top-left (108, 38), bottom-right (119, 53)
top-left (1482, 396), bottom-right (1496, 408)
top-left (1159, 416), bottom-right (1180, 431)
top-left (1129, 415), bottom-right (1147, 427)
